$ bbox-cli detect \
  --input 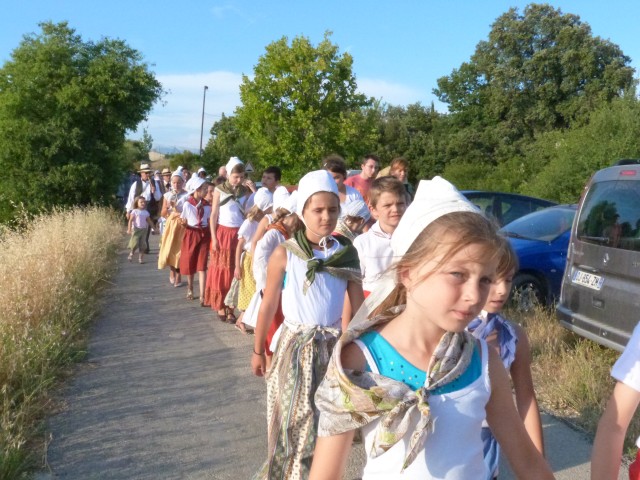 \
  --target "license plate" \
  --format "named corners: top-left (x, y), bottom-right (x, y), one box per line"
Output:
top-left (572, 269), bottom-right (604, 291)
